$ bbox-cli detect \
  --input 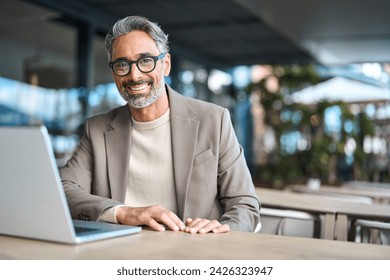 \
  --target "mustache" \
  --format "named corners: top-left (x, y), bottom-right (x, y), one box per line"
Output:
top-left (122, 79), bottom-right (153, 87)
